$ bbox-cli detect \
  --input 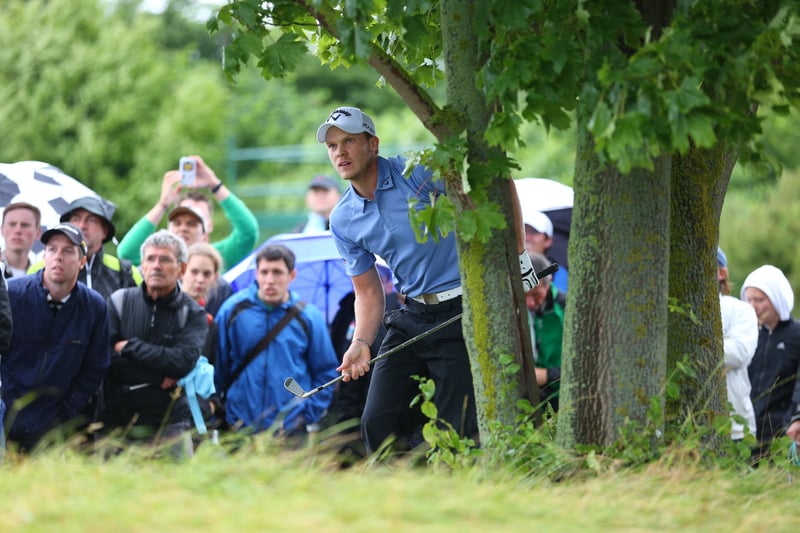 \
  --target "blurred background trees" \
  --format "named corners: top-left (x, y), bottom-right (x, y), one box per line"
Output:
top-left (0, 0), bottom-right (797, 297)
